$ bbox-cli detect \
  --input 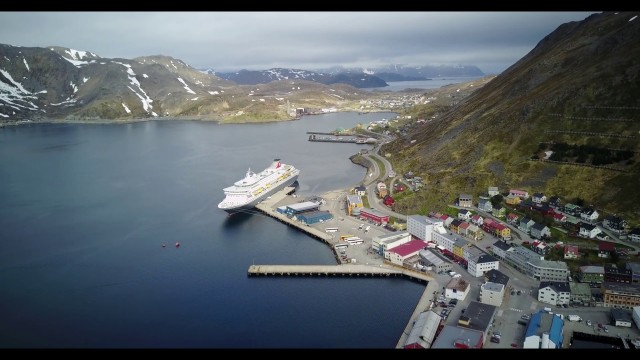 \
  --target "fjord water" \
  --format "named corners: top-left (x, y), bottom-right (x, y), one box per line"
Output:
top-left (0, 112), bottom-right (425, 348)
